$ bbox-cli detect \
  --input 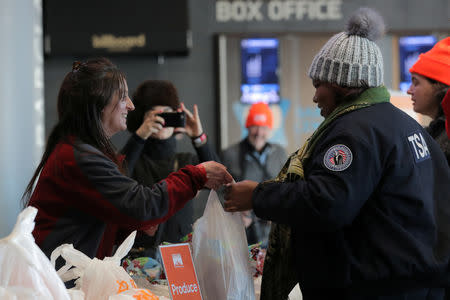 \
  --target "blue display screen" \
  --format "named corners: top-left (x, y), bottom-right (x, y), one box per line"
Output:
top-left (240, 38), bottom-right (280, 104)
top-left (399, 35), bottom-right (436, 92)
